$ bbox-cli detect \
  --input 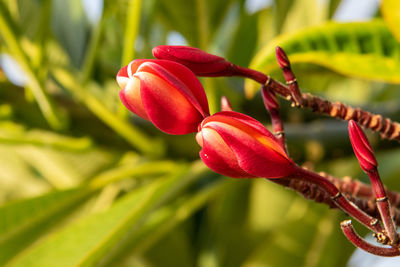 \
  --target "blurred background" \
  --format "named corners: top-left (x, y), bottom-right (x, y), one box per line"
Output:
top-left (1, 0), bottom-right (400, 266)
